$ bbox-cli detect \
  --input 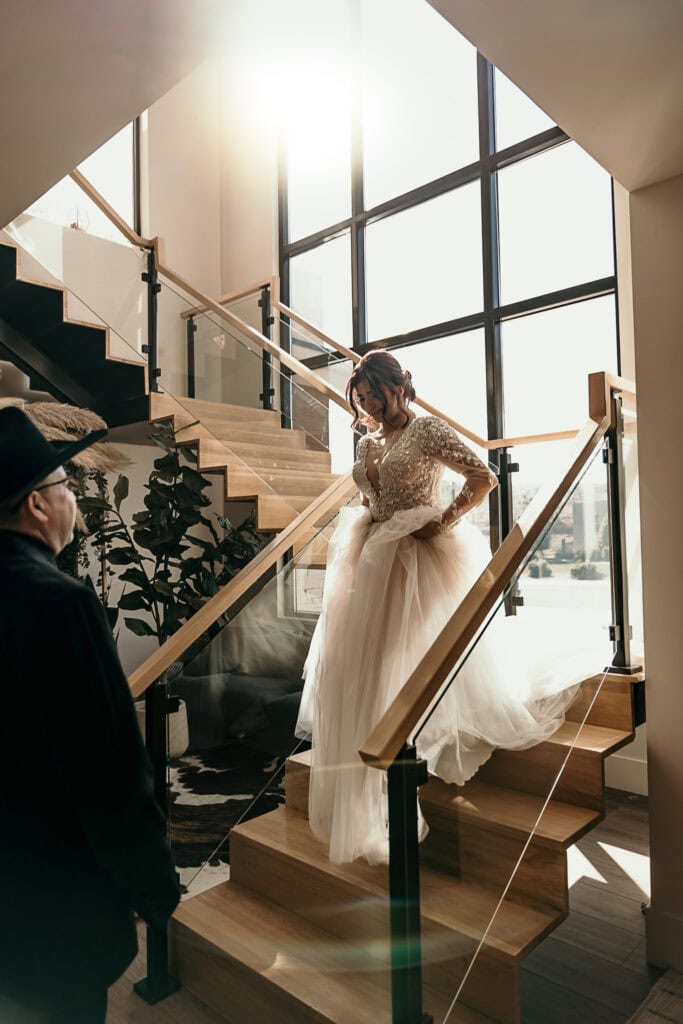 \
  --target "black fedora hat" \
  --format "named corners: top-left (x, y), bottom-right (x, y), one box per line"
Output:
top-left (0, 405), bottom-right (107, 511)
